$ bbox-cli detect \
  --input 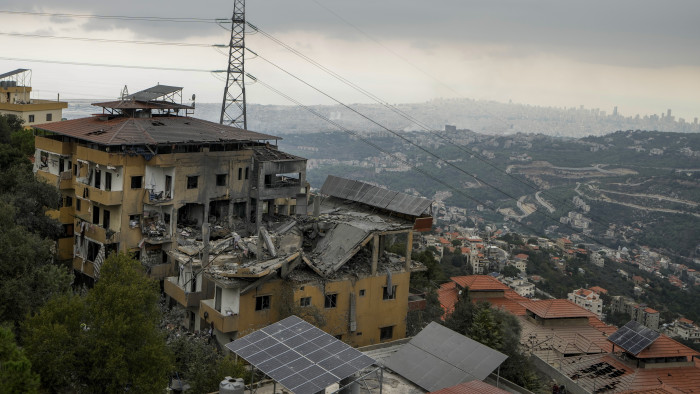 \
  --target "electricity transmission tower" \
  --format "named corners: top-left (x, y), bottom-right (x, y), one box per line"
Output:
top-left (219, 0), bottom-right (247, 129)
